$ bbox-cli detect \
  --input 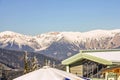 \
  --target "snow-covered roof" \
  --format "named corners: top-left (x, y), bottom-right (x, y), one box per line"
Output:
top-left (62, 50), bottom-right (120, 65)
top-left (13, 66), bottom-right (83, 80)
top-left (85, 51), bottom-right (120, 62)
